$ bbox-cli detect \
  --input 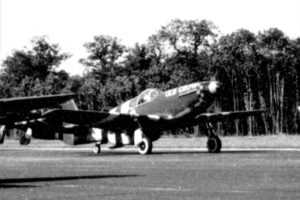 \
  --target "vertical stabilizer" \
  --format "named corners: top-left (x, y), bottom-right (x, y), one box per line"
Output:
top-left (60, 99), bottom-right (78, 110)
